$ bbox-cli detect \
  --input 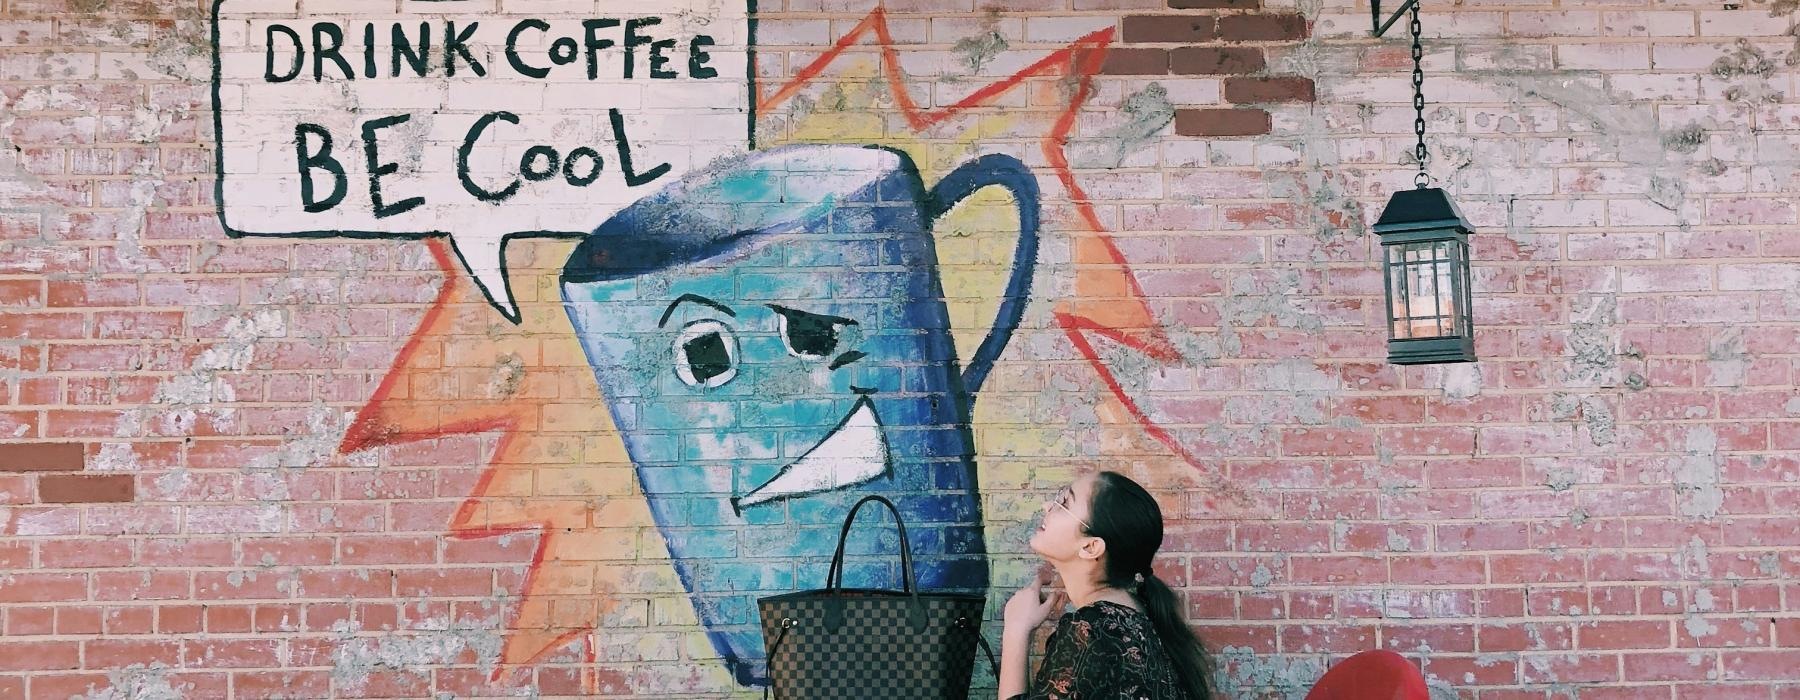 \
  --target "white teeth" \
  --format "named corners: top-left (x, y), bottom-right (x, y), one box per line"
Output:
top-left (734, 397), bottom-right (889, 511)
